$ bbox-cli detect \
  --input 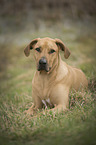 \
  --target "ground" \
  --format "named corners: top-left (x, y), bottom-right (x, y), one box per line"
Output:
top-left (0, 16), bottom-right (96, 145)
